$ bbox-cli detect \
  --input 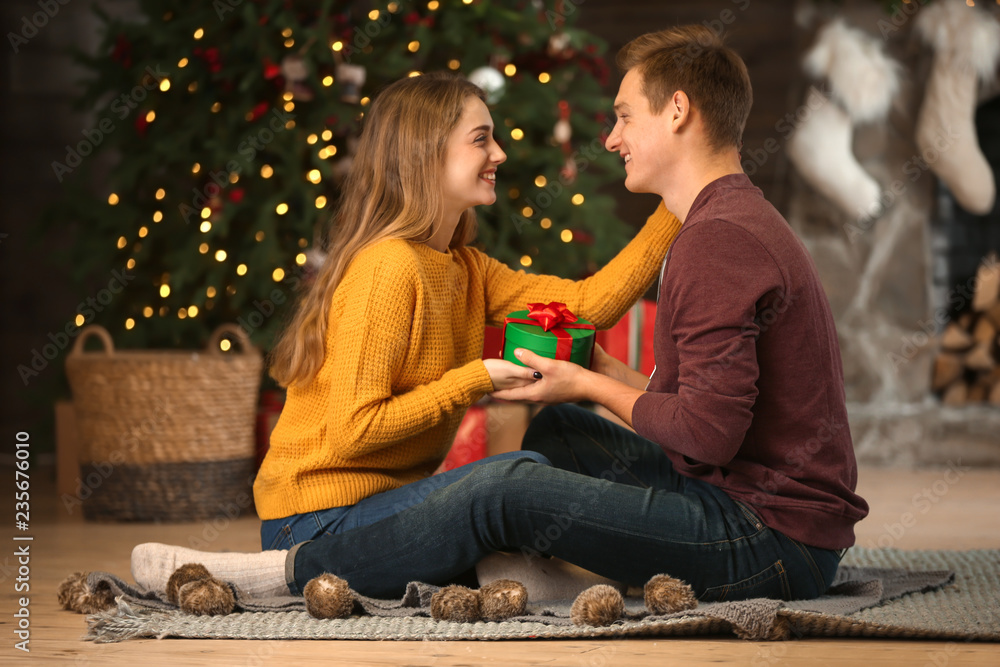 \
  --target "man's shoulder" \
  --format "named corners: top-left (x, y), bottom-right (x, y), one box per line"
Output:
top-left (685, 188), bottom-right (794, 251)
